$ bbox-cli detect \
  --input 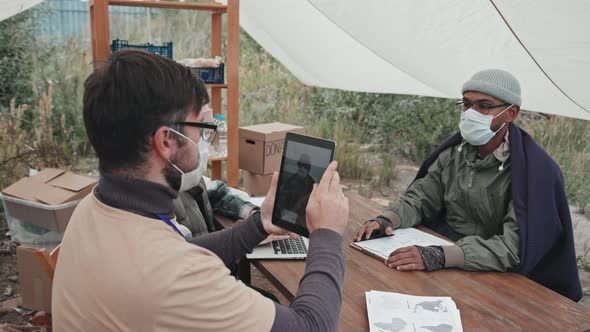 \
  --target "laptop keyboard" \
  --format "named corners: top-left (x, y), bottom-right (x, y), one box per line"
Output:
top-left (272, 237), bottom-right (308, 255)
